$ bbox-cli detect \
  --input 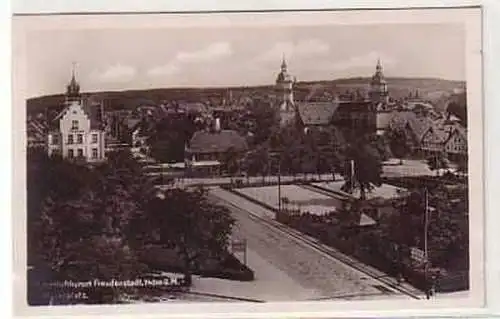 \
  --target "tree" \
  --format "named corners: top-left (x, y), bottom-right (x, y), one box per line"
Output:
top-left (342, 137), bottom-right (383, 200)
top-left (387, 129), bottom-right (409, 164)
top-left (245, 99), bottom-right (280, 146)
top-left (32, 187), bottom-right (147, 304)
top-left (427, 152), bottom-right (449, 176)
top-left (455, 156), bottom-right (468, 175)
top-left (147, 187), bottom-right (235, 285)
top-left (147, 115), bottom-right (197, 163)
top-left (392, 186), bottom-right (469, 270)
top-left (28, 150), bottom-right (153, 304)
top-left (244, 146), bottom-right (270, 183)
top-left (221, 147), bottom-right (240, 178)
